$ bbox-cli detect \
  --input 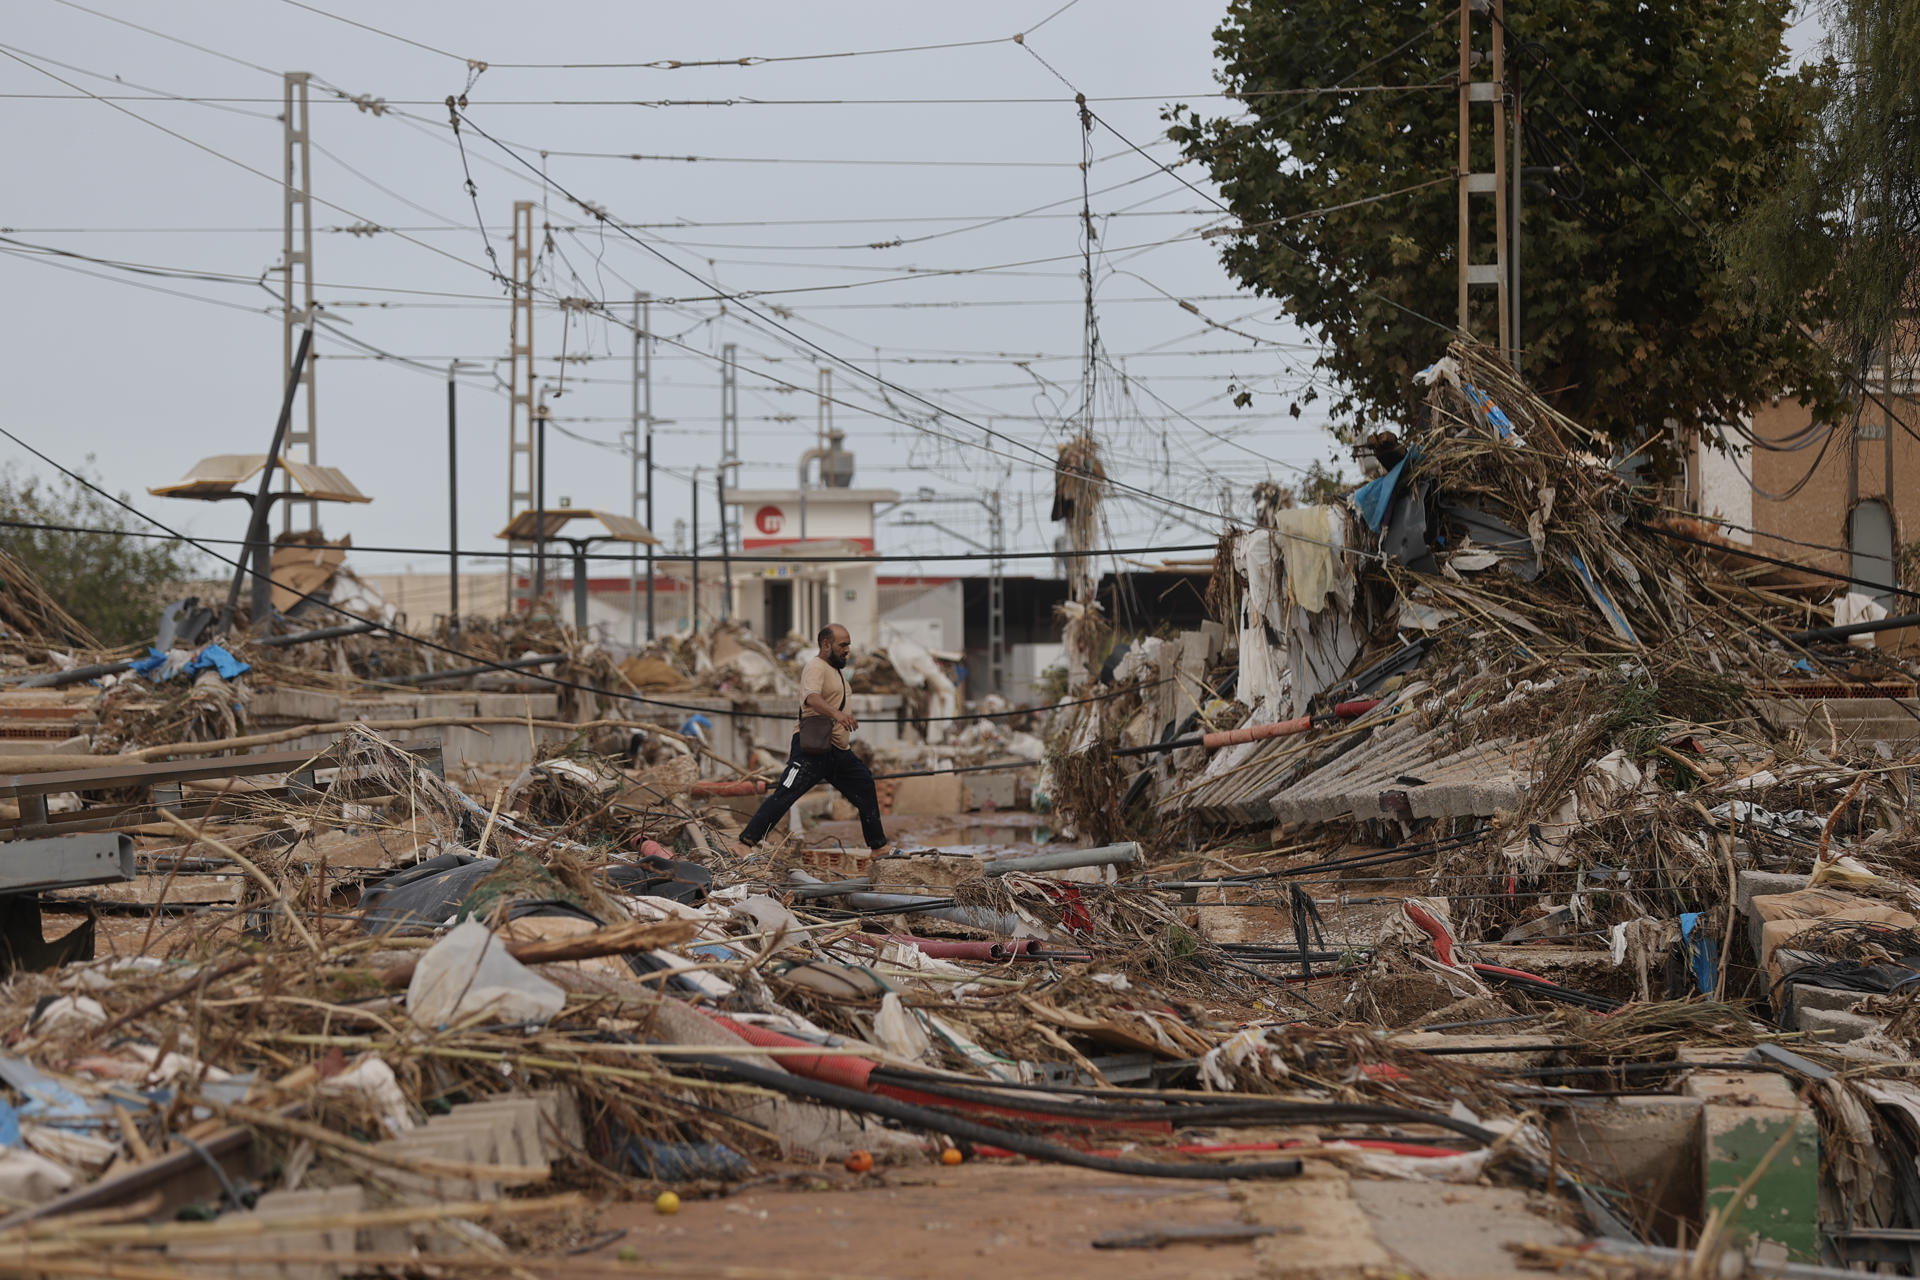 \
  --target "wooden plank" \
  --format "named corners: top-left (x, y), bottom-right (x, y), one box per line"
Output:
top-left (48, 875), bottom-right (243, 906)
